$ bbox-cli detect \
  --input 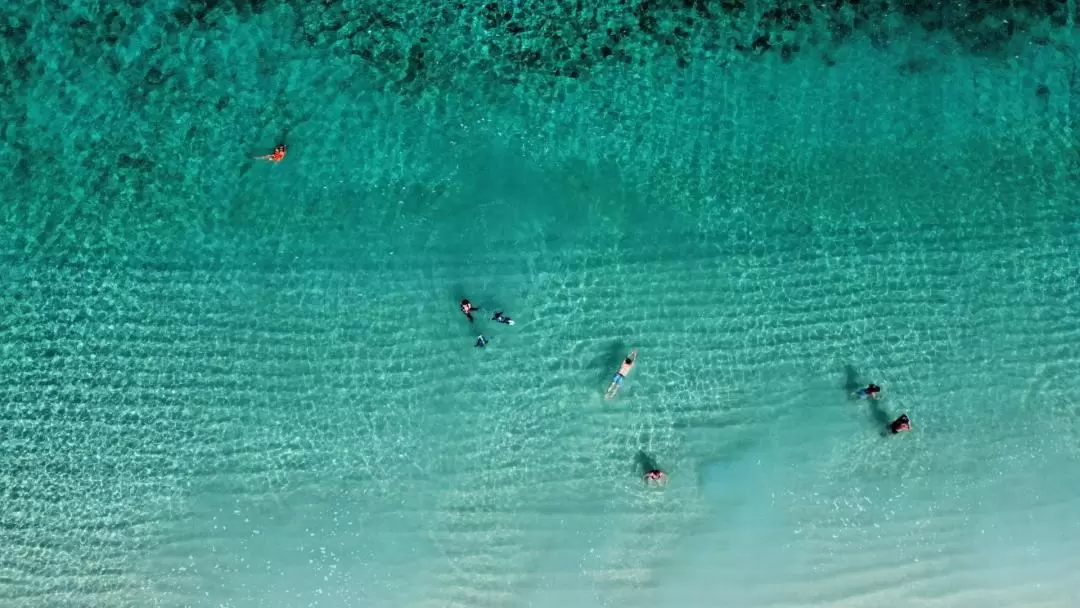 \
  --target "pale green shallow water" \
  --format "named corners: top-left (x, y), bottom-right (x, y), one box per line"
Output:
top-left (3, 2), bottom-right (1080, 607)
